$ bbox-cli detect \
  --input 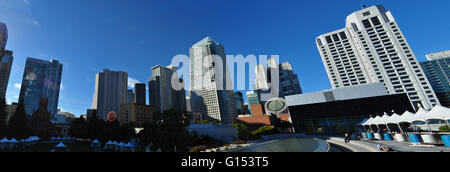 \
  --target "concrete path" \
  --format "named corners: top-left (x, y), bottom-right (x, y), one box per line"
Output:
top-left (318, 137), bottom-right (381, 152)
top-left (360, 140), bottom-right (450, 152)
